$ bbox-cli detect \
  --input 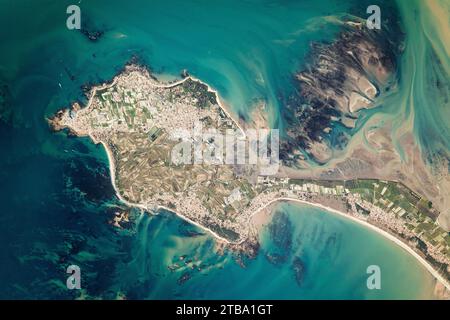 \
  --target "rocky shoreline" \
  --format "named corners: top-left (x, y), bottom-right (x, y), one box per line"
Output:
top-left (281, 16), bottom-right (403, 165)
